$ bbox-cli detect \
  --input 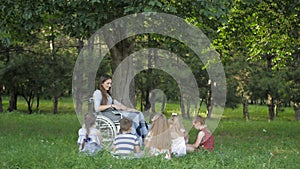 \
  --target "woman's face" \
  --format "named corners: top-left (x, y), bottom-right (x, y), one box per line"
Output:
top-left (101, 79), bottom-right (112, 91)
